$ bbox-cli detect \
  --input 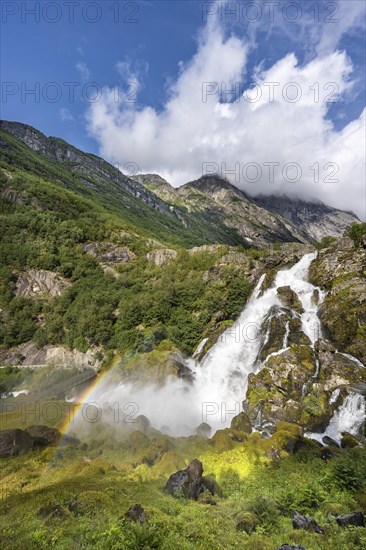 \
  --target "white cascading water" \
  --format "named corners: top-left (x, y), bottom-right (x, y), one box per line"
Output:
top-left (83, 252), bottom-right (332, 436)
top-left (307, 393), bottom-right (366, 444)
